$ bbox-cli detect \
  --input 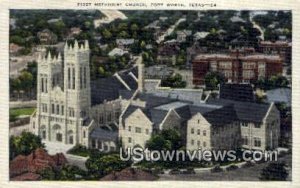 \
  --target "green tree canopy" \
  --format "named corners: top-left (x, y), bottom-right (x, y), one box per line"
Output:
top-left (204, 72), bottom-right (225, 90)
top-left (10, 131), bottom-right (45, 160)
top-left (260, 162), bottom-right (289, 181)
top-left (161, 73), bottom-right (187, 88)
top-left (146, 129), bottom-right (183, 151)
top-left (85, 153), bottom-right (132, 179)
